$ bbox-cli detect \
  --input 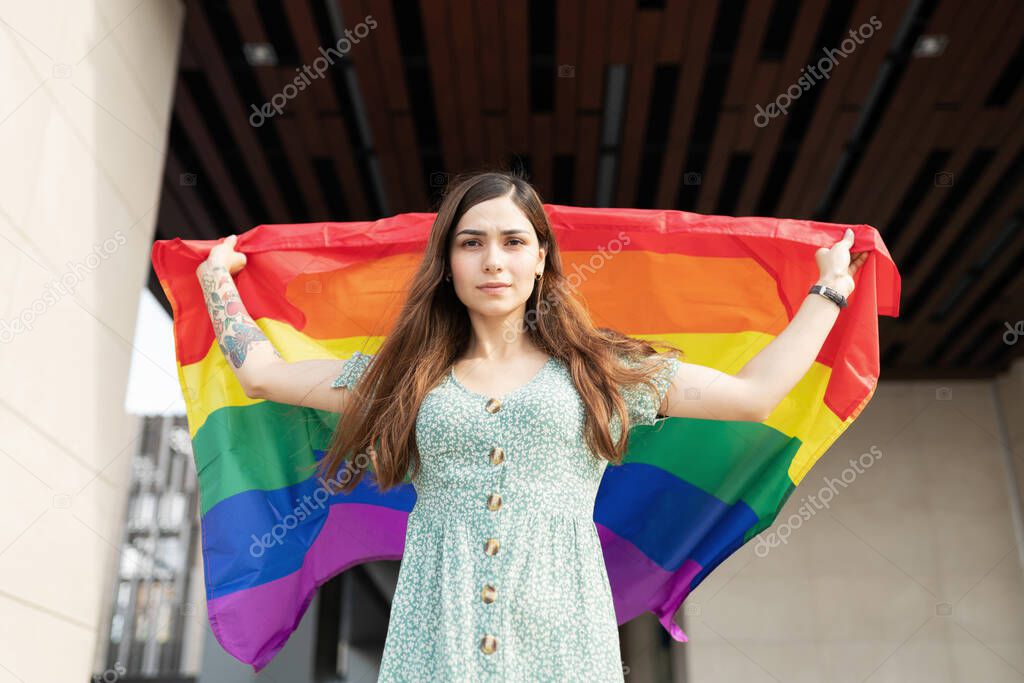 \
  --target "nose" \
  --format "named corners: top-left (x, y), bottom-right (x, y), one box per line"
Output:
top-left (482, 243), bottom-right (504, 272)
